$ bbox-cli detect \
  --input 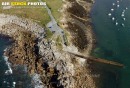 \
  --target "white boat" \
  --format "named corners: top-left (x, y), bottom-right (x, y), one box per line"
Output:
top-left (116, 22), bottom-right (118, 25)
top-left (121, 23), bottom-right (125, 27)
top-left (123, 10), bottom-right (126, 12)
top-left (122, 11), bottom-right (125, 14)
top-left (123, 18), bottom-right (126, 21)
top-left (112, 17), bottom-right (115, 21)
top-left (108, 13), bottom-right (112, 16)
top-left (112, 3), bottom-right (115, 6)
top-left (121, 14), bottom-right (124, 17)
top-left (117, 1), bottom-right (119, 3)
top-left (117, 5), bottom-right (120, 8)
top-left (111, 9), bottom-right (114, 11)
